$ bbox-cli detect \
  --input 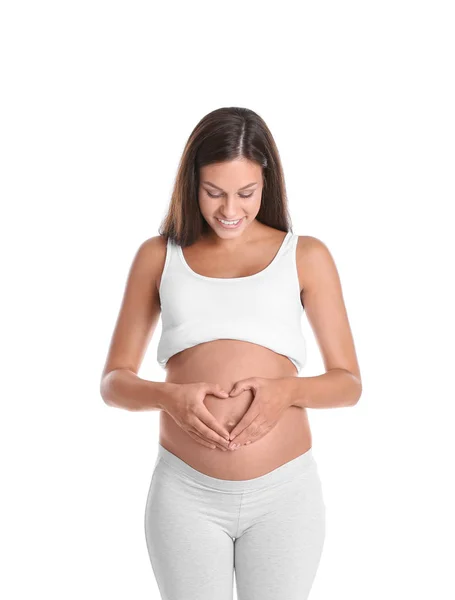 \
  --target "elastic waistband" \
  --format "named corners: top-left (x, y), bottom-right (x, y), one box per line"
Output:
top-left (157, 443), bottom-right (317, 493)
